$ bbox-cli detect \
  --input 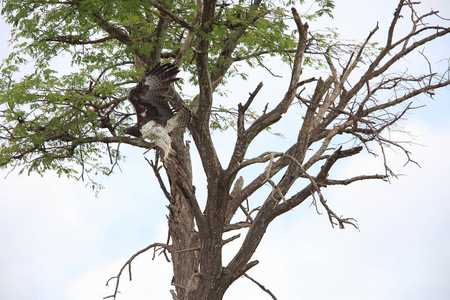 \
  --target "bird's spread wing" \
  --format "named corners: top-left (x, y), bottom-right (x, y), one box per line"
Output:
top-left (128, 63), bottom-right (180, 126)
